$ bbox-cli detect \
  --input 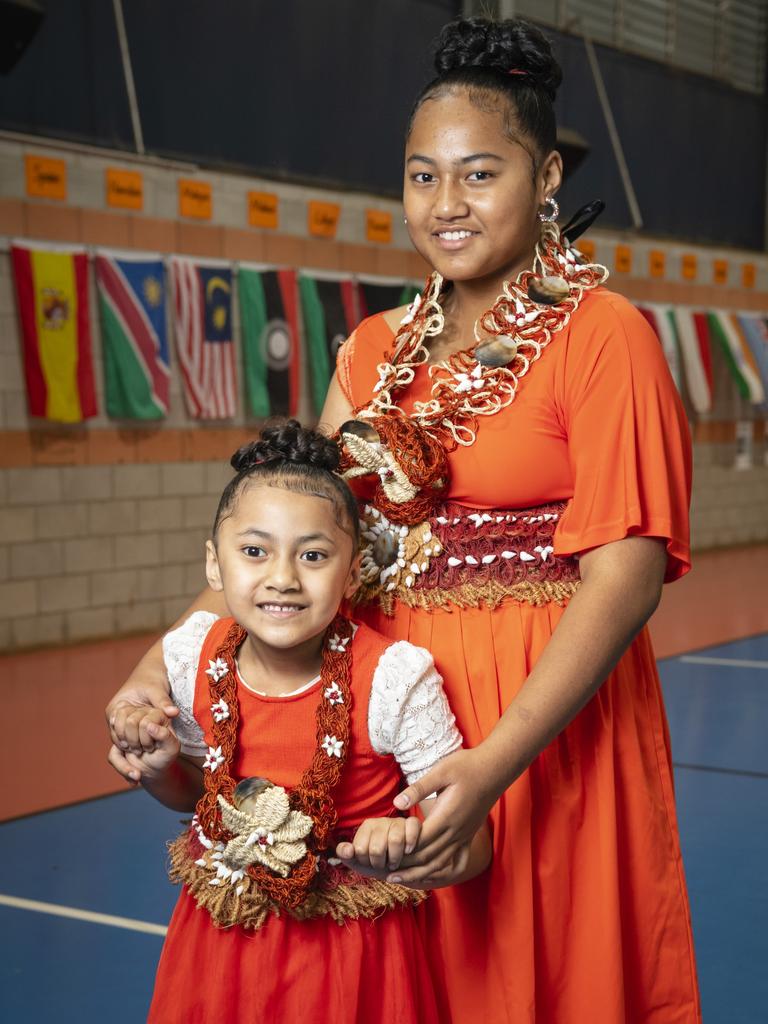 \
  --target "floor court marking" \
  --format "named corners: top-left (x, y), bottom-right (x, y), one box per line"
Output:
top-left (678, 656), bottom-right (768, 669)
top-left (0, 894), bottom-right (168, 936)
top-left (673, 762), bottom-right (768, 780)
